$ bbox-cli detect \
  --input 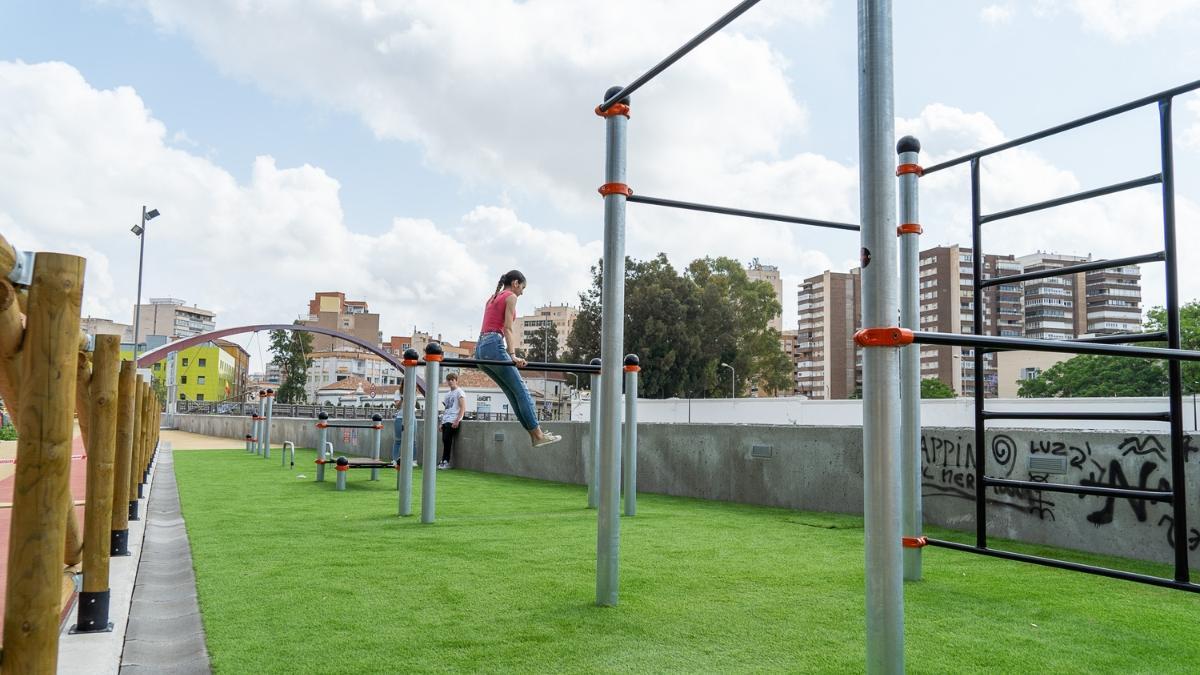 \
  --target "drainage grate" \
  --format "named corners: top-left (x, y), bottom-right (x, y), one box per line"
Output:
top-left (750, 444), bottom-right (774, 459)
top-left (1028, 455), bottom-right (1068, 474)
top-left (494, 432), bottom-right (505, 442)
